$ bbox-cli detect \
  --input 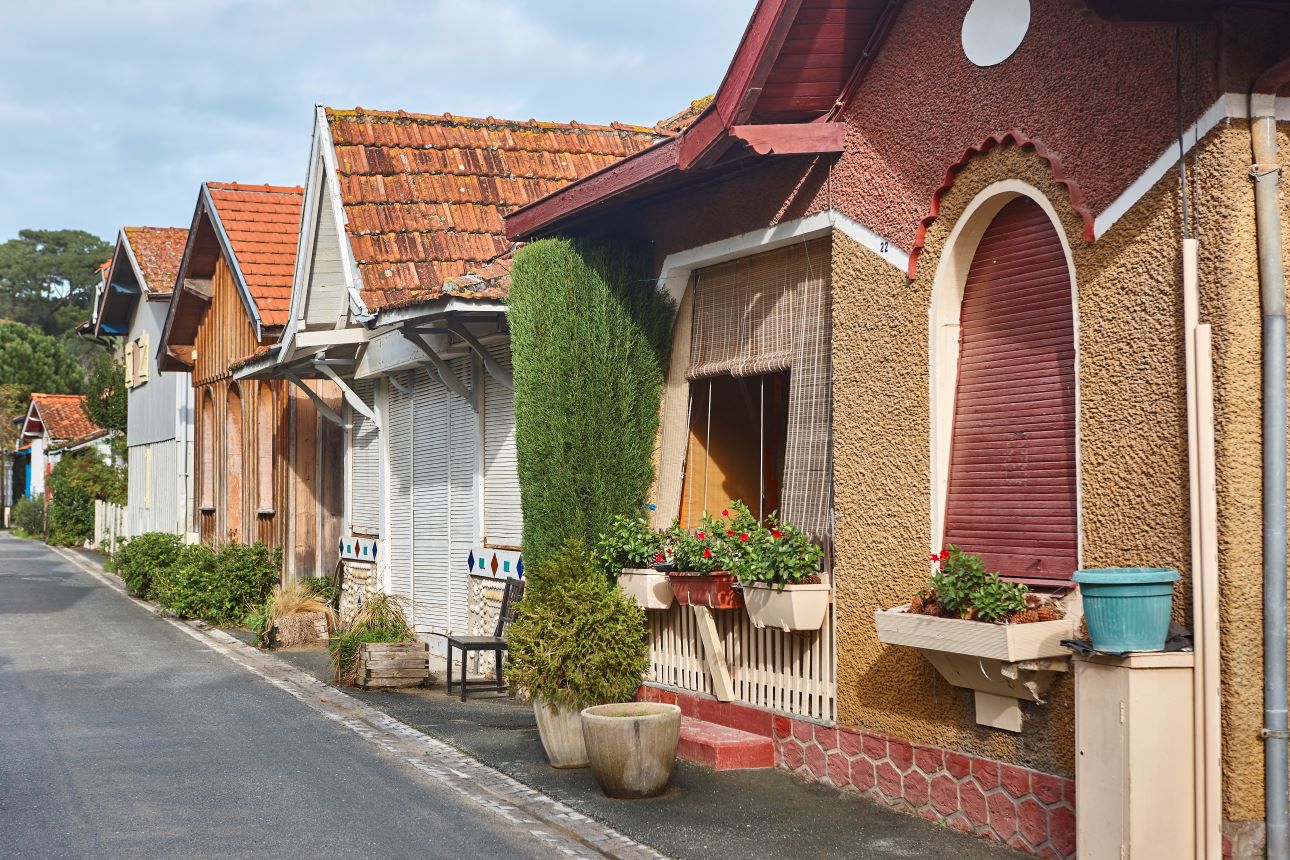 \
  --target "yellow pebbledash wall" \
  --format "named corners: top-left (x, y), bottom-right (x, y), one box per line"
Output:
top-left (830, 121), bottom-right (1289, 822)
